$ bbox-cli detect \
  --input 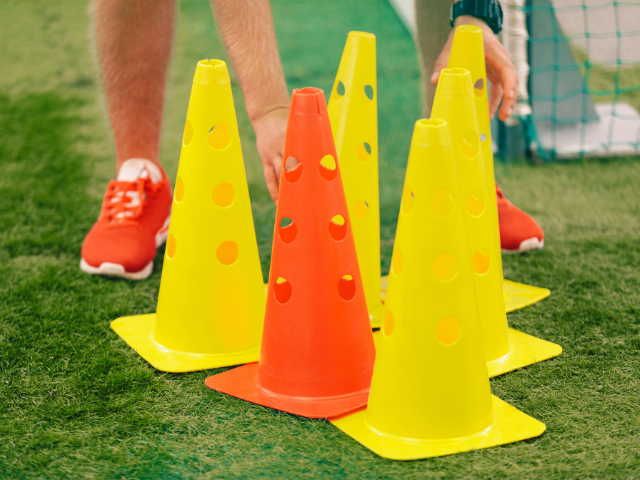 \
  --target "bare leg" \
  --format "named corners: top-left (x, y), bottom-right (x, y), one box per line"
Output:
top-left (93, 0), bottom-right (176, 174)
top-left (415, 0), bottom-right (451, 117)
